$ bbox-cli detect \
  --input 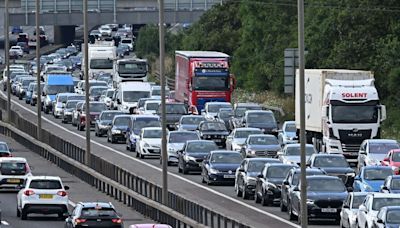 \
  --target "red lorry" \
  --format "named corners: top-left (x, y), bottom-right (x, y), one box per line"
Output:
top-left (174, 51), bottom-right (235, 112)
